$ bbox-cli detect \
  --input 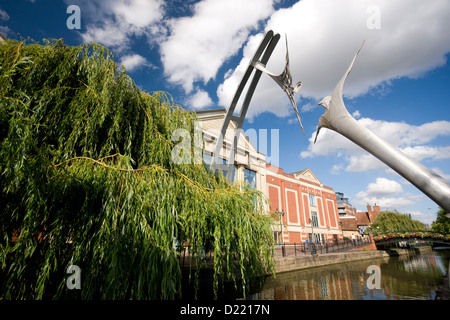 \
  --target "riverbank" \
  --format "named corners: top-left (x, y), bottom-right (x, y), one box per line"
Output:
top-left (435, 260), bottom-right (450, 300)
top-left (274, 246), bottom-right (432, 274)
